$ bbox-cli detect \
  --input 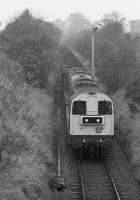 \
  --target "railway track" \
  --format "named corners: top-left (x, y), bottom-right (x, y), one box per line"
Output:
top-left (69, 149), bottom-right (140, 200)
top-left (82, 160), bottom-right (121, 200)
top-left (71, 155), bottom-right (121, 200)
